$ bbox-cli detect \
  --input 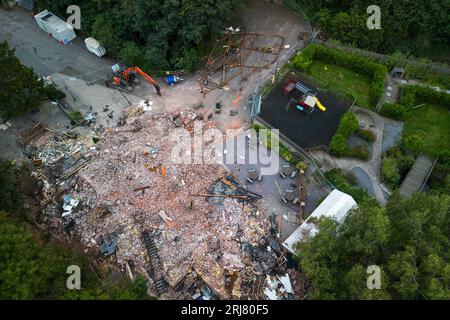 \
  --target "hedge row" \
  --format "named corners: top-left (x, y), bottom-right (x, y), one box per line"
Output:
top-left (329, 112), bottom-right (374, 160)
top-left (357, 128), bottom-right (376, 143)
top-left (380, 85), bottom-right (450, 121)
top-left (401, 85), bottom-right (450, 110)
top-left (292, 44), bottom-right (387, 108)
top-left (381, 147), bottom-right (415, 189)
top-left (380, 102), bottom-right (408, 120)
